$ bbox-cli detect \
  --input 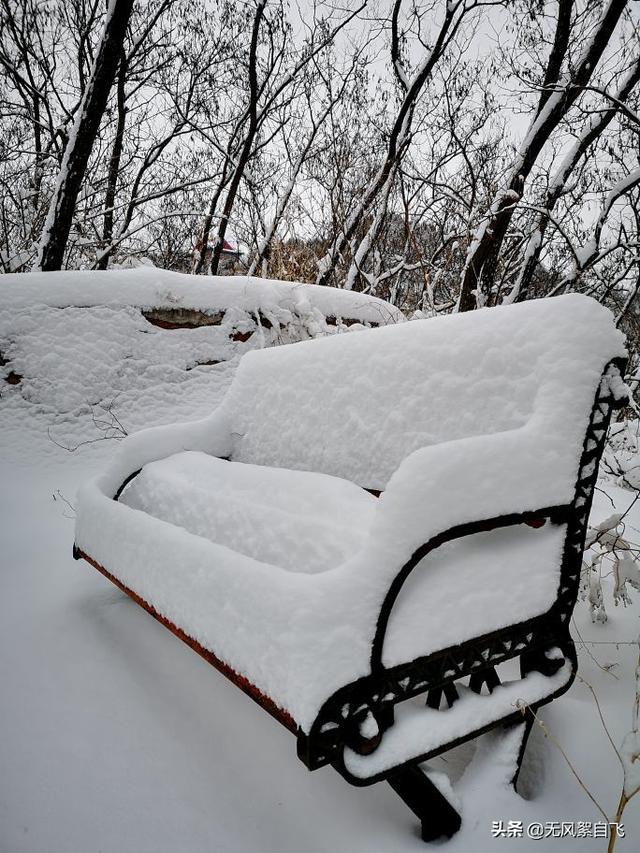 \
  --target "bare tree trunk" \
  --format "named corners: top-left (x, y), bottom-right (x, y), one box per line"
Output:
top-left (510, 56), bottom-right (640, 302)
top-left (563, 166), bottom-right (640, 289)
top-left (246, 77), bottom-right (349, 277)
top-left (207, 0), bottom-right (266, 276)
top-left (344, 162), bottom-right (398, 291)
top-left (457, 0), bottom-right (627, 311)
top-left (192, 176), bottom-right (228, 274)
top-left (315, 0), bottom-right (465, 288)
top-left (30, 94), bottom-right (43, 237)
top-left (97, 51), bottom-right (127, 270)
top-left (34, 0), bottom-right (135, 271)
